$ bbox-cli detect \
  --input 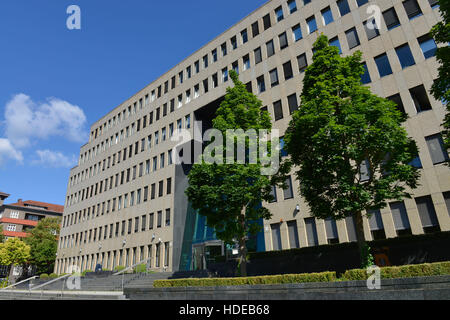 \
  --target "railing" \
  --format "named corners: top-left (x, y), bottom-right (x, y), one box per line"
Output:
top-left (0, 276), bottom-right (38, 291)
top-left (112, 257), bottom-right (154, 292)
top-left (30, 274), bottom-right (71, 291)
